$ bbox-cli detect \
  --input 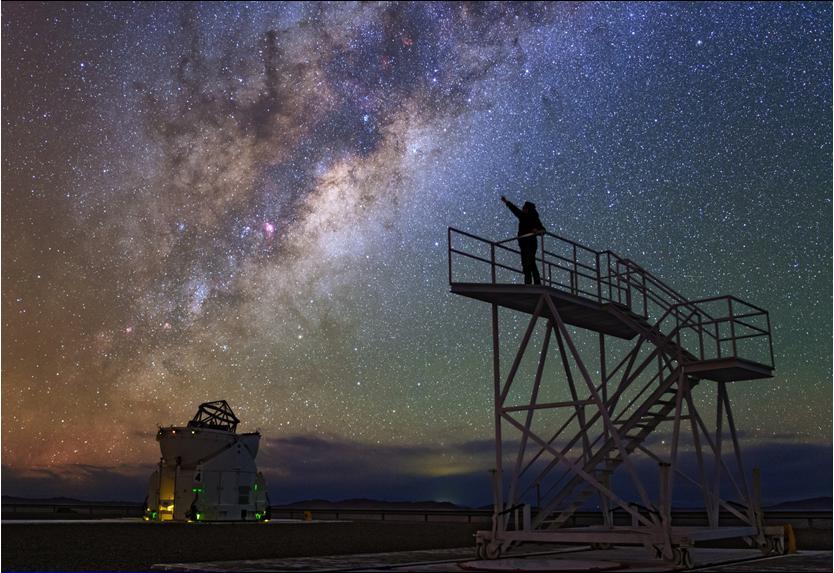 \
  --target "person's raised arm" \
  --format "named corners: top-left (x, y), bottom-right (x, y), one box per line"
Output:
top-left (501, 196), bottom-right (523, 218)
